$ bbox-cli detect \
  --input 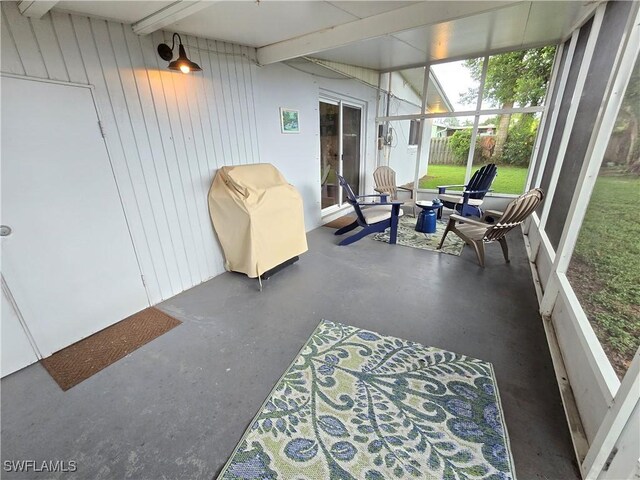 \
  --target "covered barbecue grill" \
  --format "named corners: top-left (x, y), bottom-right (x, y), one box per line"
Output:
top-left (208, 163), bottom-right (308, 278)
